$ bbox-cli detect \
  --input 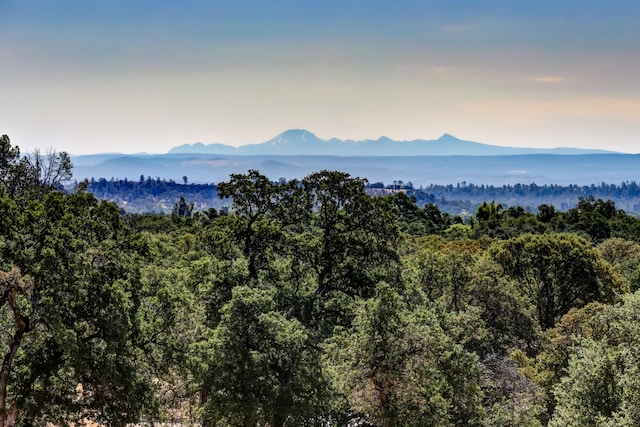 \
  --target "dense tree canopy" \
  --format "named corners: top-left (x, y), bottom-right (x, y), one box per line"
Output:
top-left (0, 192), bottom-right (159, 426)
top-left (4, 134), bottom-right (640, 426)
top-left (489, 233), bottom-right (626, 329)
